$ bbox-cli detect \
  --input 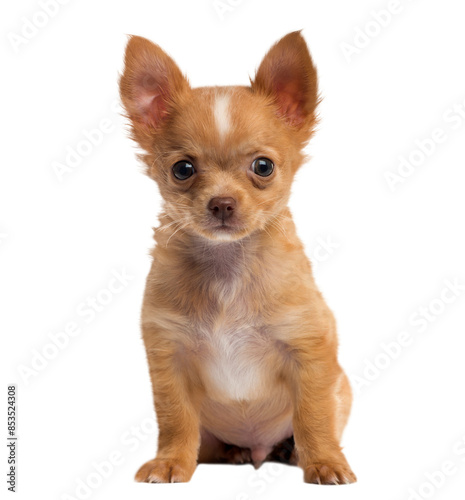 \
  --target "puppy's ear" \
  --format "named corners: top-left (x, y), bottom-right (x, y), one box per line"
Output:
top-left (119, 36), bottom-right (189, 148)
top-left (252, 31), bottom-right (319, 138)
